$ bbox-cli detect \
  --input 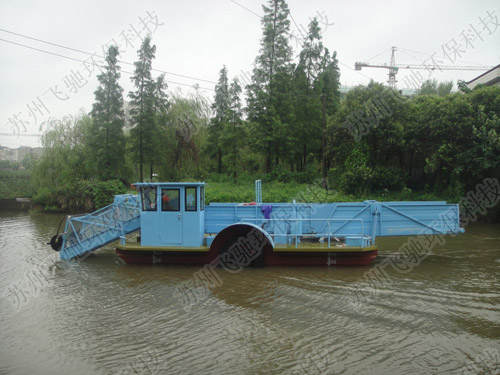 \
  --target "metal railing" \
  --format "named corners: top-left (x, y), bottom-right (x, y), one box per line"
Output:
top-left (240, 218), bottom-right (369, 248)
top-left (255, 180), bottom-right (262, 204)
top-left (60, 195), bottom-right (141, 260)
